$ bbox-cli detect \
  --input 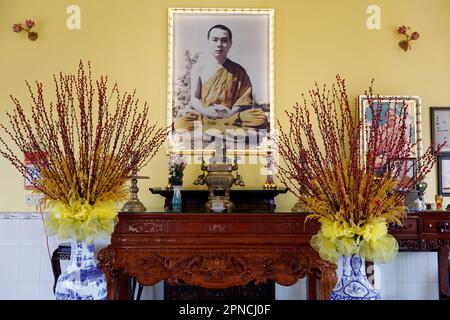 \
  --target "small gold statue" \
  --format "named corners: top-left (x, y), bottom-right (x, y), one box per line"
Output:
top-left (263, 150), bottom-right (277, 190)
top-left (435, 194), bottom-right (443, 210)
